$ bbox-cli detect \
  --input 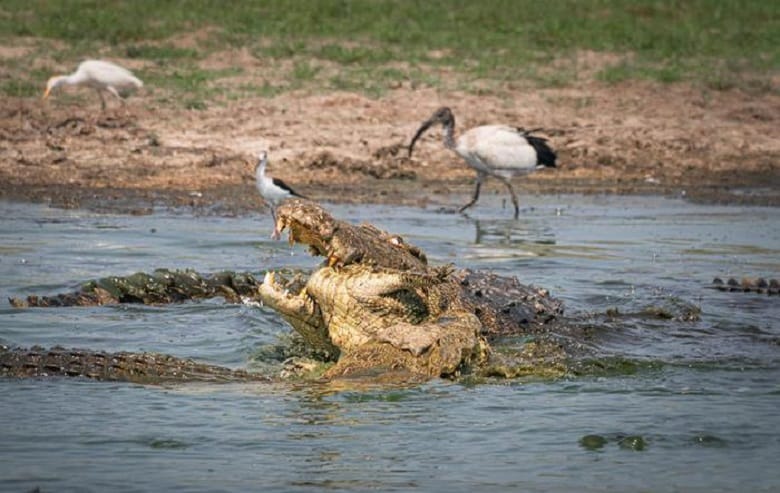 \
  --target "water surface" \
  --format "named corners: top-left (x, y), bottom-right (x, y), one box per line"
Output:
top-left (1, 195), bottom-right (778, 492)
